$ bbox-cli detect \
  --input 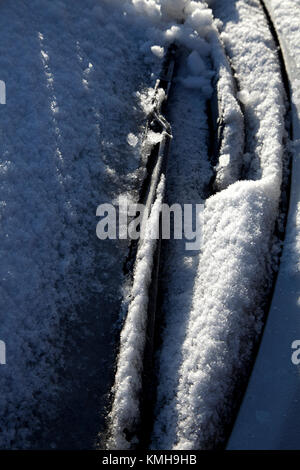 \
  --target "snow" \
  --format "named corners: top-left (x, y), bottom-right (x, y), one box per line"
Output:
top-left (151, 45), bottom-right (165, 58)
top-left (107, 175), bottom-right (165, 449)
top-left (160, 0), bottom-right (190, 21)
top-left (150, 47), bottom-right (211, 450)
top-left (0, 0), bottom-right (154, 449)
top-left (151, 0), bottom-right (286, 450)
top-left (0, 0), bottom-right (293, 451)
top-left (207, 17), bottom-right (244, 190)
top-left (127, 133), bottom-right (139, 148)
top-left (105, 0), bottom-right (216, 449)
top-left (227, 0), bottom-right (300, 450)
top-left (187, 50), bottom-right (207, 75)
top-left (263, 0), bottom-right (300, 277)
